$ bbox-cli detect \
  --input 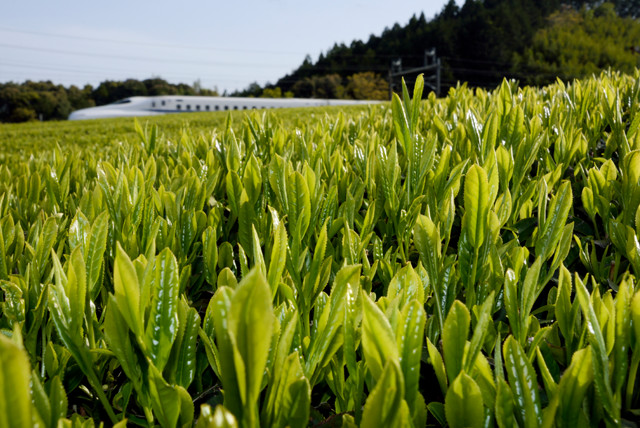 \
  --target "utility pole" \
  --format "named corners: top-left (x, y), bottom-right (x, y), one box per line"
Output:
top-left (389, 48), bottom-right (441, 99)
